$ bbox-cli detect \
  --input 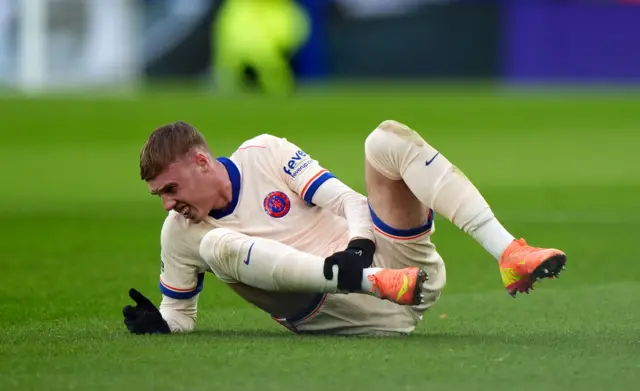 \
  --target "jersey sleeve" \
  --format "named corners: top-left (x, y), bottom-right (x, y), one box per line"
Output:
top-left (159, 214), bottom-right (206, 300)
top-left (270, 136), bottom-right (375, 240)
top-left (274, 137), bottom-right (336, 205)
